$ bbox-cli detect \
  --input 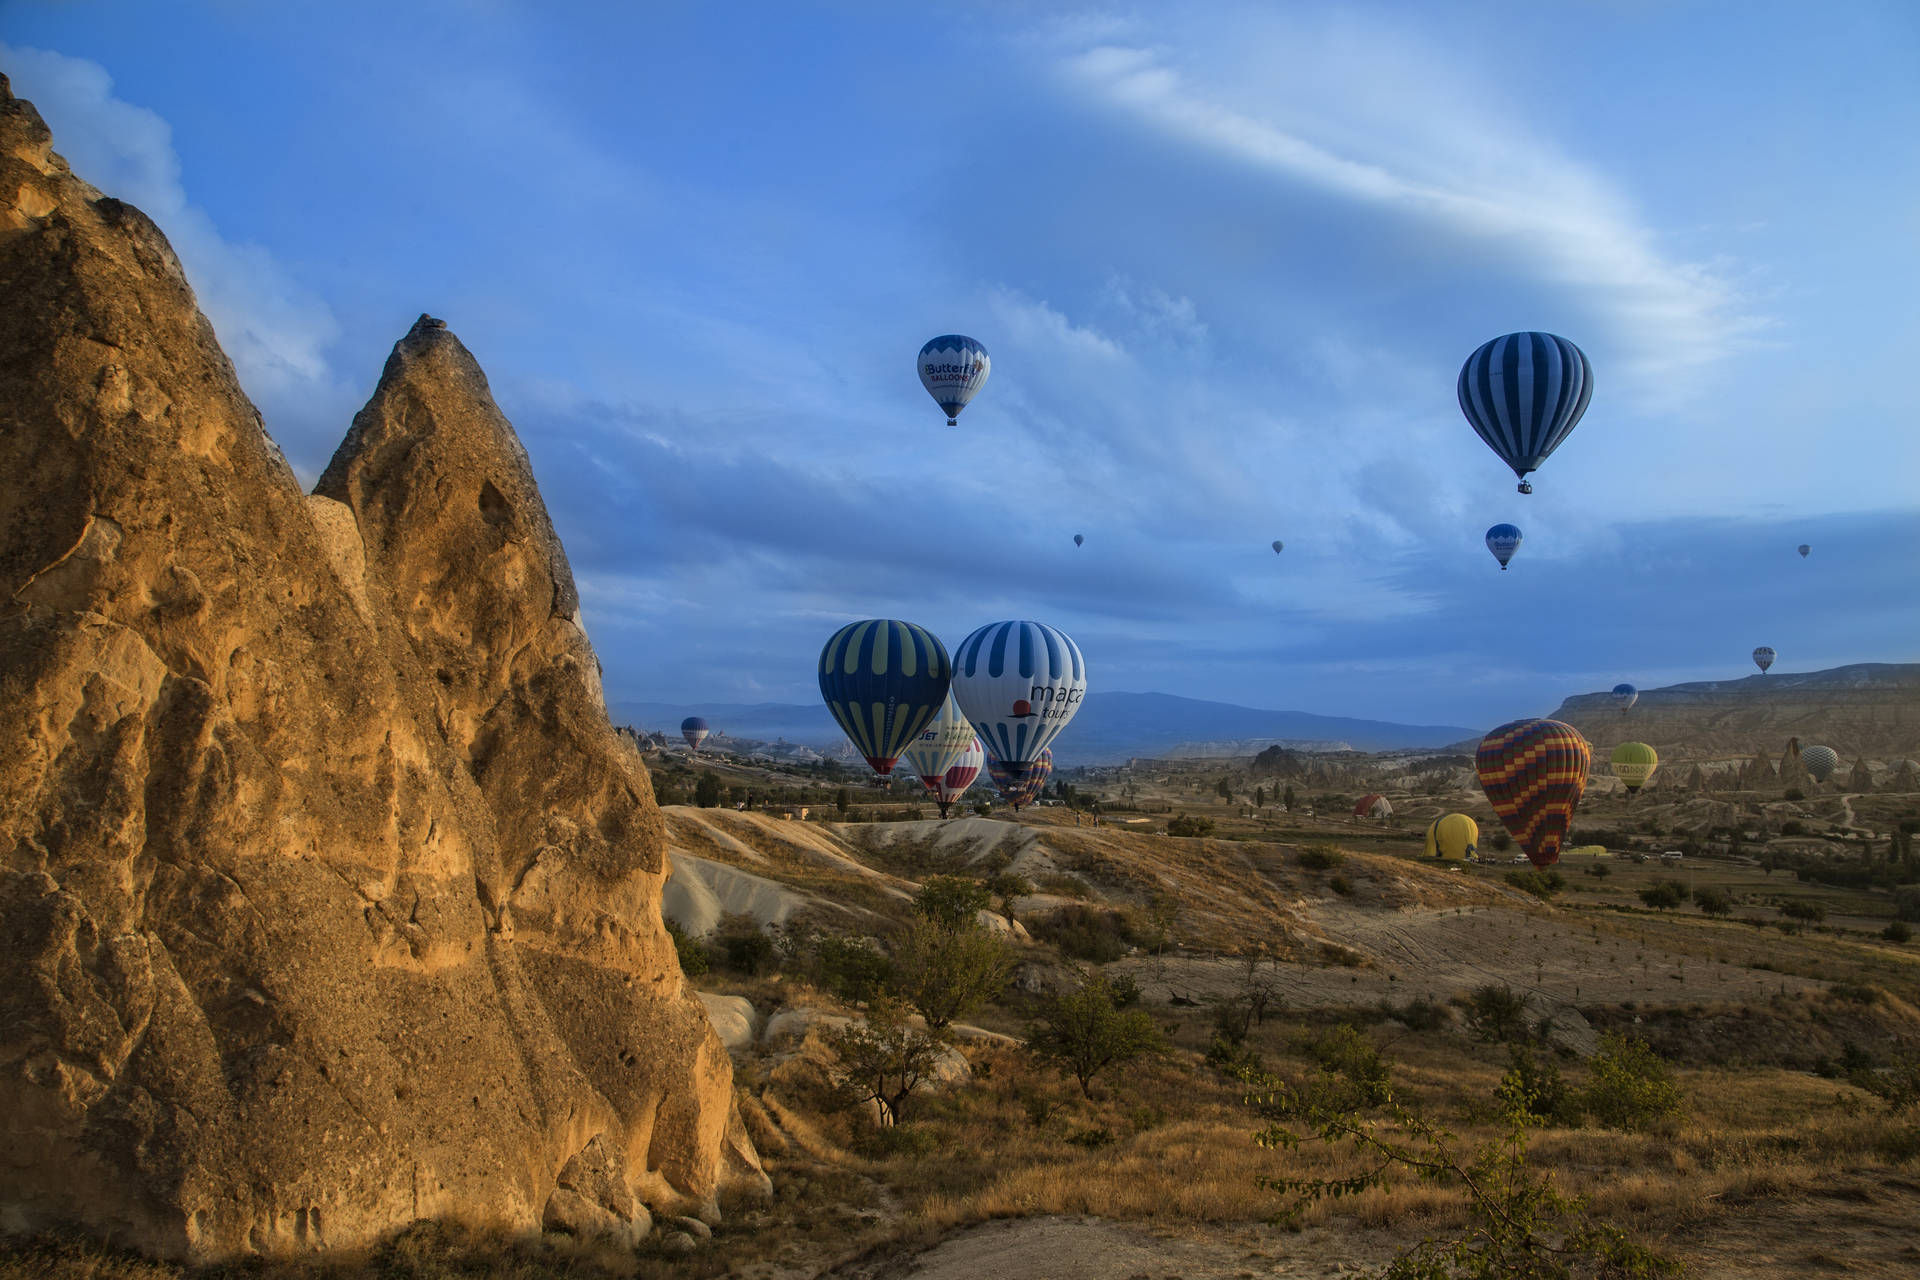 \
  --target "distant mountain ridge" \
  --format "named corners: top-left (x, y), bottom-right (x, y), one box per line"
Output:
top-left (611, 694), bottom-right (1477, 766)
top-left (1546, 663), bottom-right (1920, 759)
